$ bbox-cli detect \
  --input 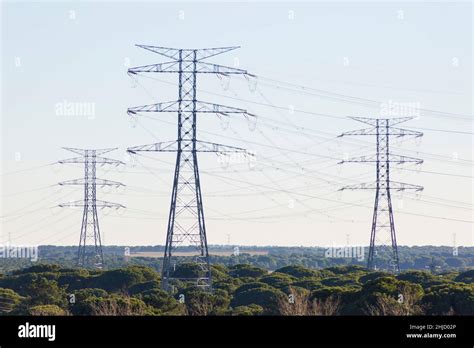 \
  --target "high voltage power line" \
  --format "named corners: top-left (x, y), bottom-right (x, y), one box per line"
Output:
top-left (1, 44), bottom-right (472, 276)
top-left (129, 71), bottom-right (473, 168)
top-left (131, 150), bottom-right (472, 224)
top-left (243, 74), bottom-right (473, 122)
top-left (133, 72), bottom-right (474, 134)
top-left (132, 110), bottom-right (473, 176)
